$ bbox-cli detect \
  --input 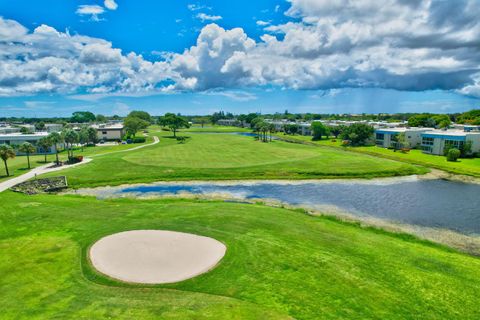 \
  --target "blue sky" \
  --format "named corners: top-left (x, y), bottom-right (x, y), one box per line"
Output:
top-left (1, 0), bottom-right (479, 116)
